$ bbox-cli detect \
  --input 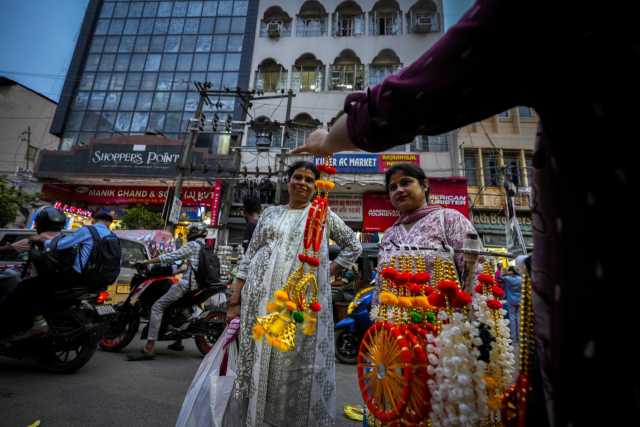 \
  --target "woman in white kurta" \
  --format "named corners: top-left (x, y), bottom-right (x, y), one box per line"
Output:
top-left (227, 161), bottom-right (361, 427)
